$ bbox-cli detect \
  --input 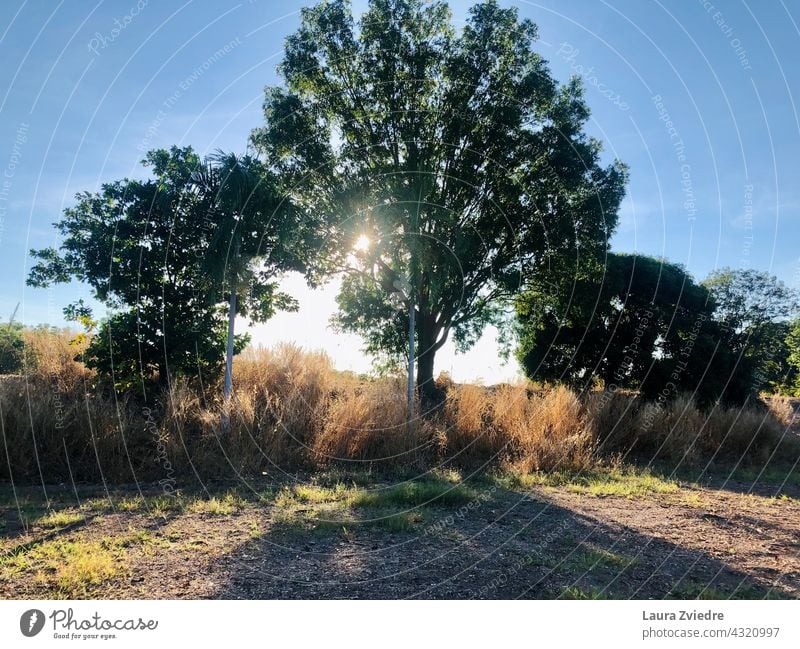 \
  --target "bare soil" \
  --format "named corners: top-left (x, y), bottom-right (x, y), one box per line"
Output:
top-left (1, 473), bottom-right (798, 600)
